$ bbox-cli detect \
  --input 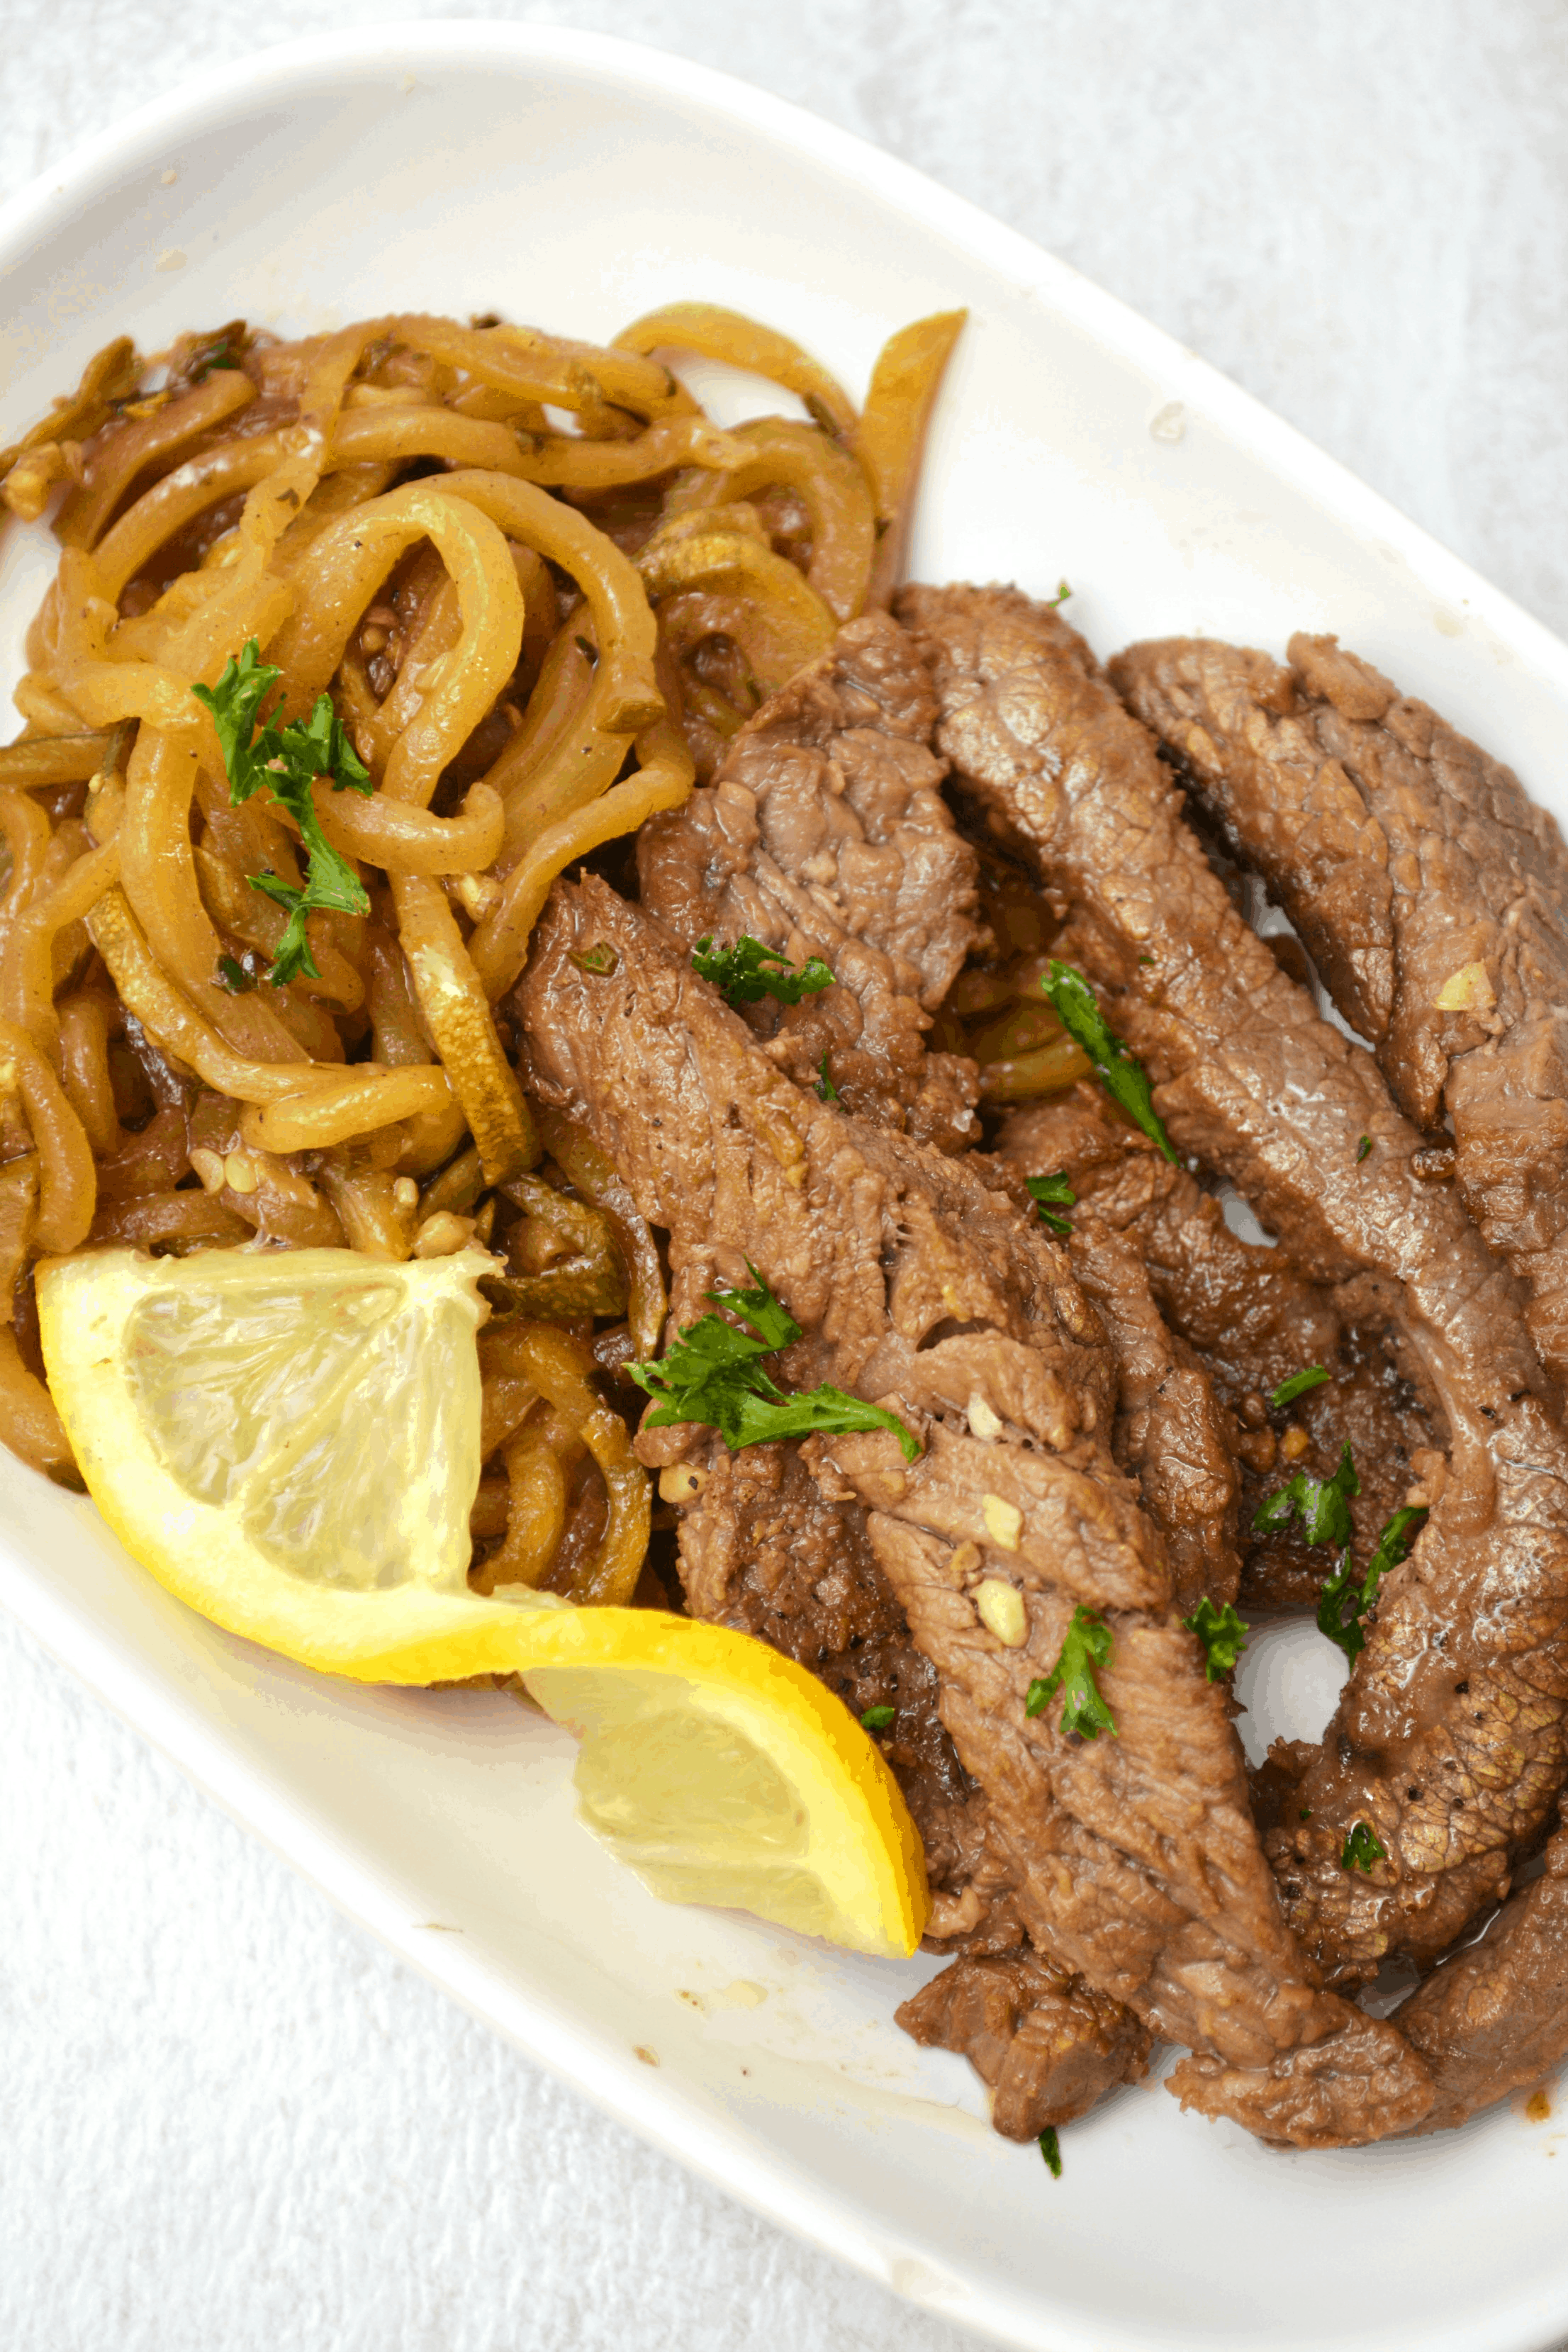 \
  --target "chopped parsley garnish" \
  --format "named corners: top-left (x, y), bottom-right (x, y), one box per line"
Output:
top-left (1026, 1606), bottom-right (1117, 1740)
top-left (193, 335), bottom-right (237, 377)
top-left (1047, 581), bottom-right (1072, 609)
top-left (1039, 961), bottom-right (1177, 1163)
top-left (570, 941), bottom-right (619, 977)
top-left (860, 1704), bottom-right (895, 1732)
top-left (1270, 1365), bottom-right (1330, 1409)
top-left (691, 934), bottom-right (834, 1008)
top-left (1341, 1821), bottom-right (1387, 1874)
top-left (1038, 2126), bottom-right (1063, 2178)
top-left (1316, 1504), bottom-right (1428, 1661)
top-left (1184, 1596), bottom-right (1250, 1681)
top-left (1357, 1135), bottom-right (1373, 1163)
top-left (1025, 1170), bottom-right (1075, 1236)
top-left (816, 1053), bottom-right (839, 1102)
top-left (628, 1262), bottom-right (919, 1460)
top-left (192, 639), bottom-right (373, 986)
top-left (1253, 1443), bottom-right (1359, 1548)
top-left (216, 953), bottom-right (254, 994)
top-left (1360, 1503), bottom-right (1428, 1607)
